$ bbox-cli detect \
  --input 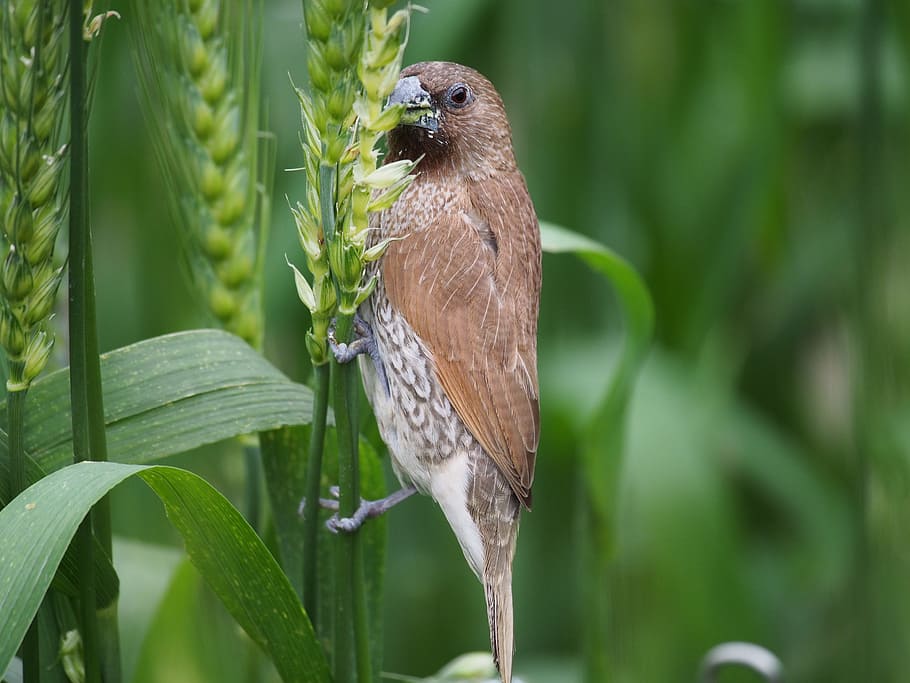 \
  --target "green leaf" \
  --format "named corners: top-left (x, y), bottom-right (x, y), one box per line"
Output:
top-left (0, 329), bottom-right (315, 478)
top-left (0, 461), bottom-right (331, 683)
top-left (540, 221), bottom-right (654, 509)
top-left (0, 330), bottom-right (313, 612)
